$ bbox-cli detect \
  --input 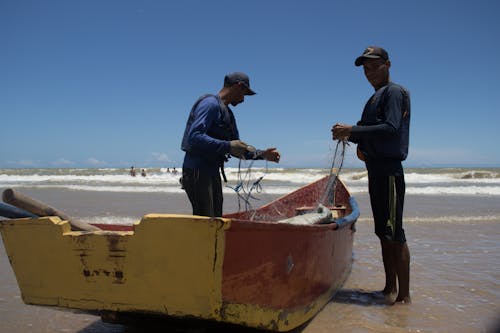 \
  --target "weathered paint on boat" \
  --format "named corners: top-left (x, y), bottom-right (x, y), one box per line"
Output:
top-left (0, 175), bottom-right (358, 331)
